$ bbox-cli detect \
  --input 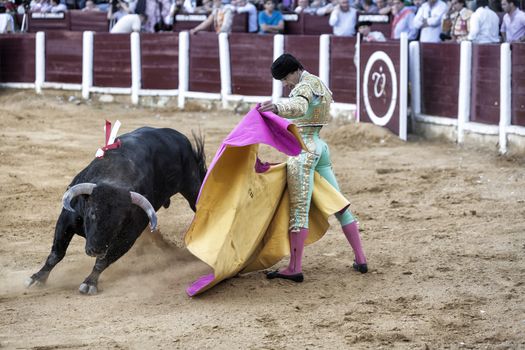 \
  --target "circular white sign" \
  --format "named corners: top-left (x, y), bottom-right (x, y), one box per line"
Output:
top-left (362, 51), bottom-right (398, 126)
